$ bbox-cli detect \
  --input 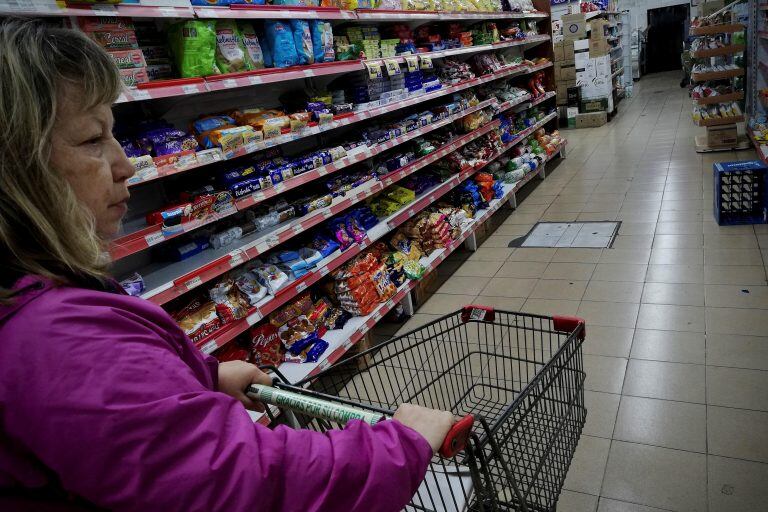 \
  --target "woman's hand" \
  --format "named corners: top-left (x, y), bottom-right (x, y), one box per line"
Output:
top-left (393, 403), bottom-right (455, 454)
top-left (218, 361), bottom-right (273, 412)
